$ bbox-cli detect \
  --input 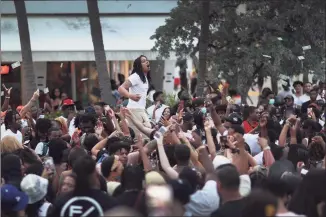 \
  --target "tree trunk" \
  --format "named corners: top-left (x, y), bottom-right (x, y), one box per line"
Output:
top-left (197, 0), bottom-right (210, 97)
top-left (302, 71), bottom-right (309, 84)
top-left (87, 0), bottom-right (114, 105)
top-left (176, 59), bottom-right (188, 91)
top-left (271, 77), bottom-right (278, 95)
top-left (14, 0), bottom-right (37, 104)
